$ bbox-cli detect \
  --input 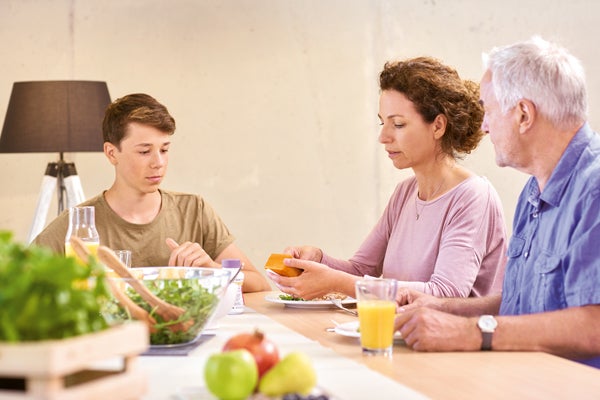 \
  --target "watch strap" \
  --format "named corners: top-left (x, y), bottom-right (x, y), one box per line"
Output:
top-left (481, 332), bottom-right (493, 351)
